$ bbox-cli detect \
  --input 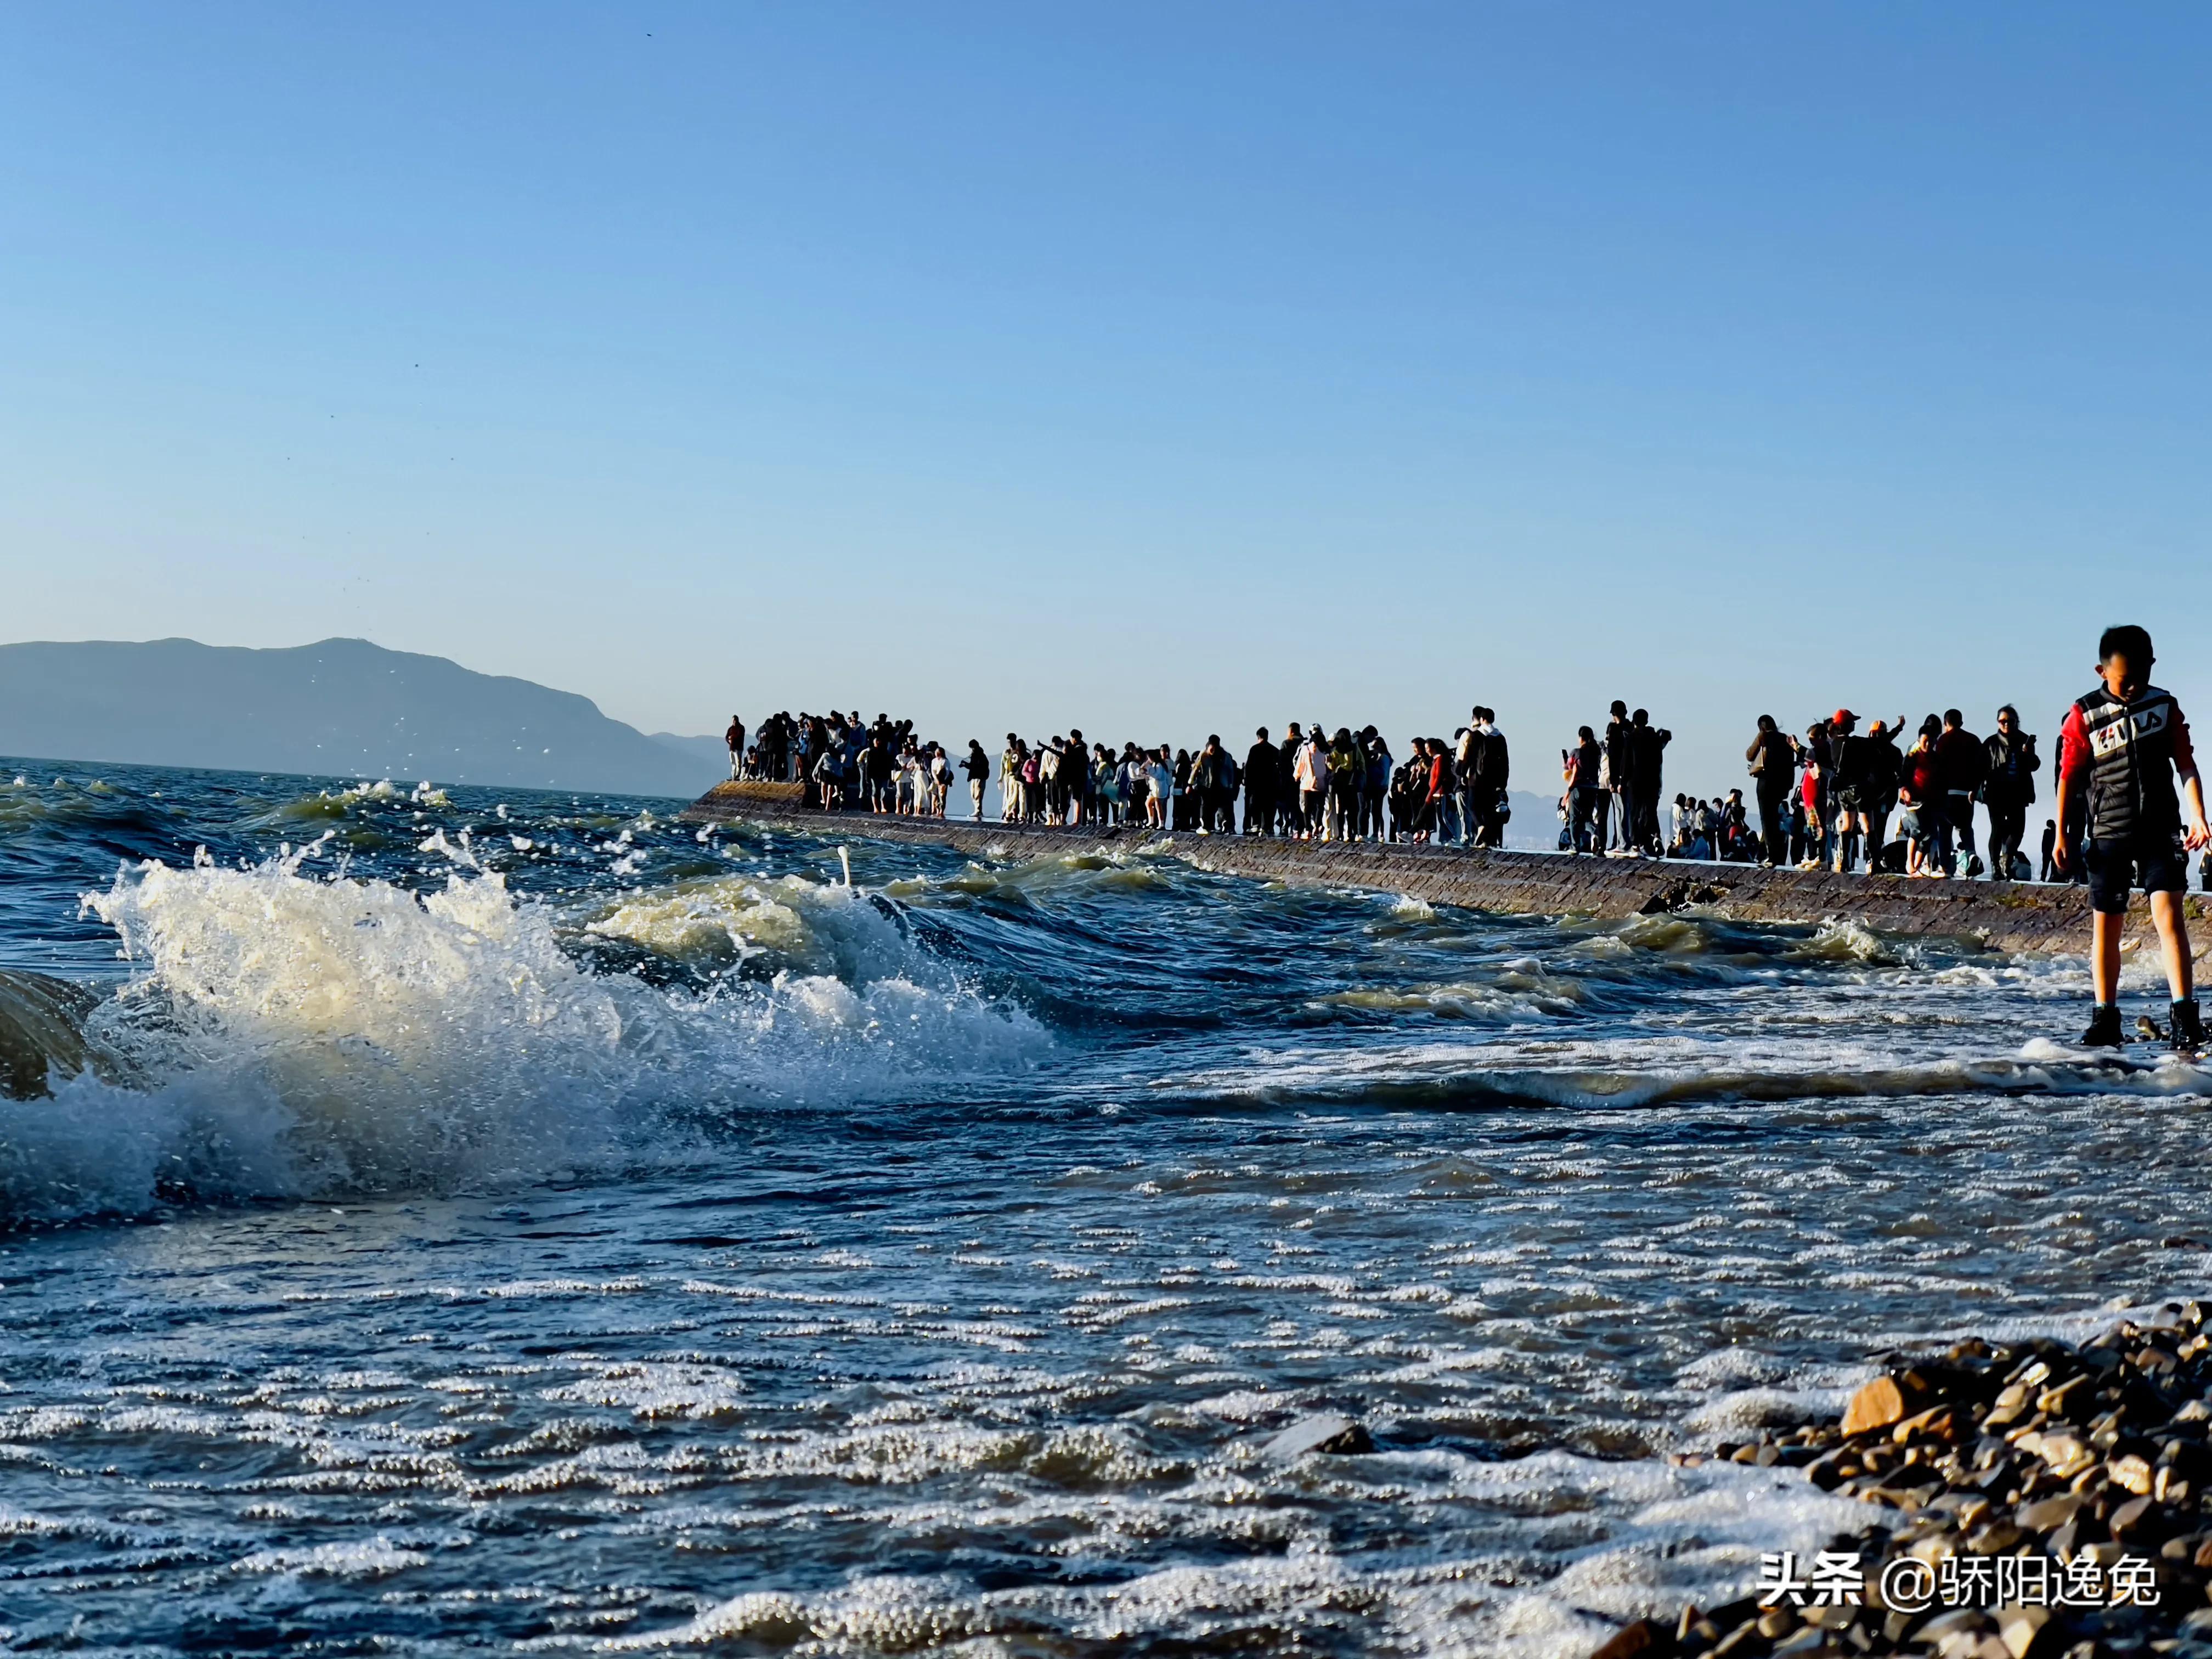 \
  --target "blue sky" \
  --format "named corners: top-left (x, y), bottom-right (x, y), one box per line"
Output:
top-left (3, 4), bottom-right (2207, 789)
